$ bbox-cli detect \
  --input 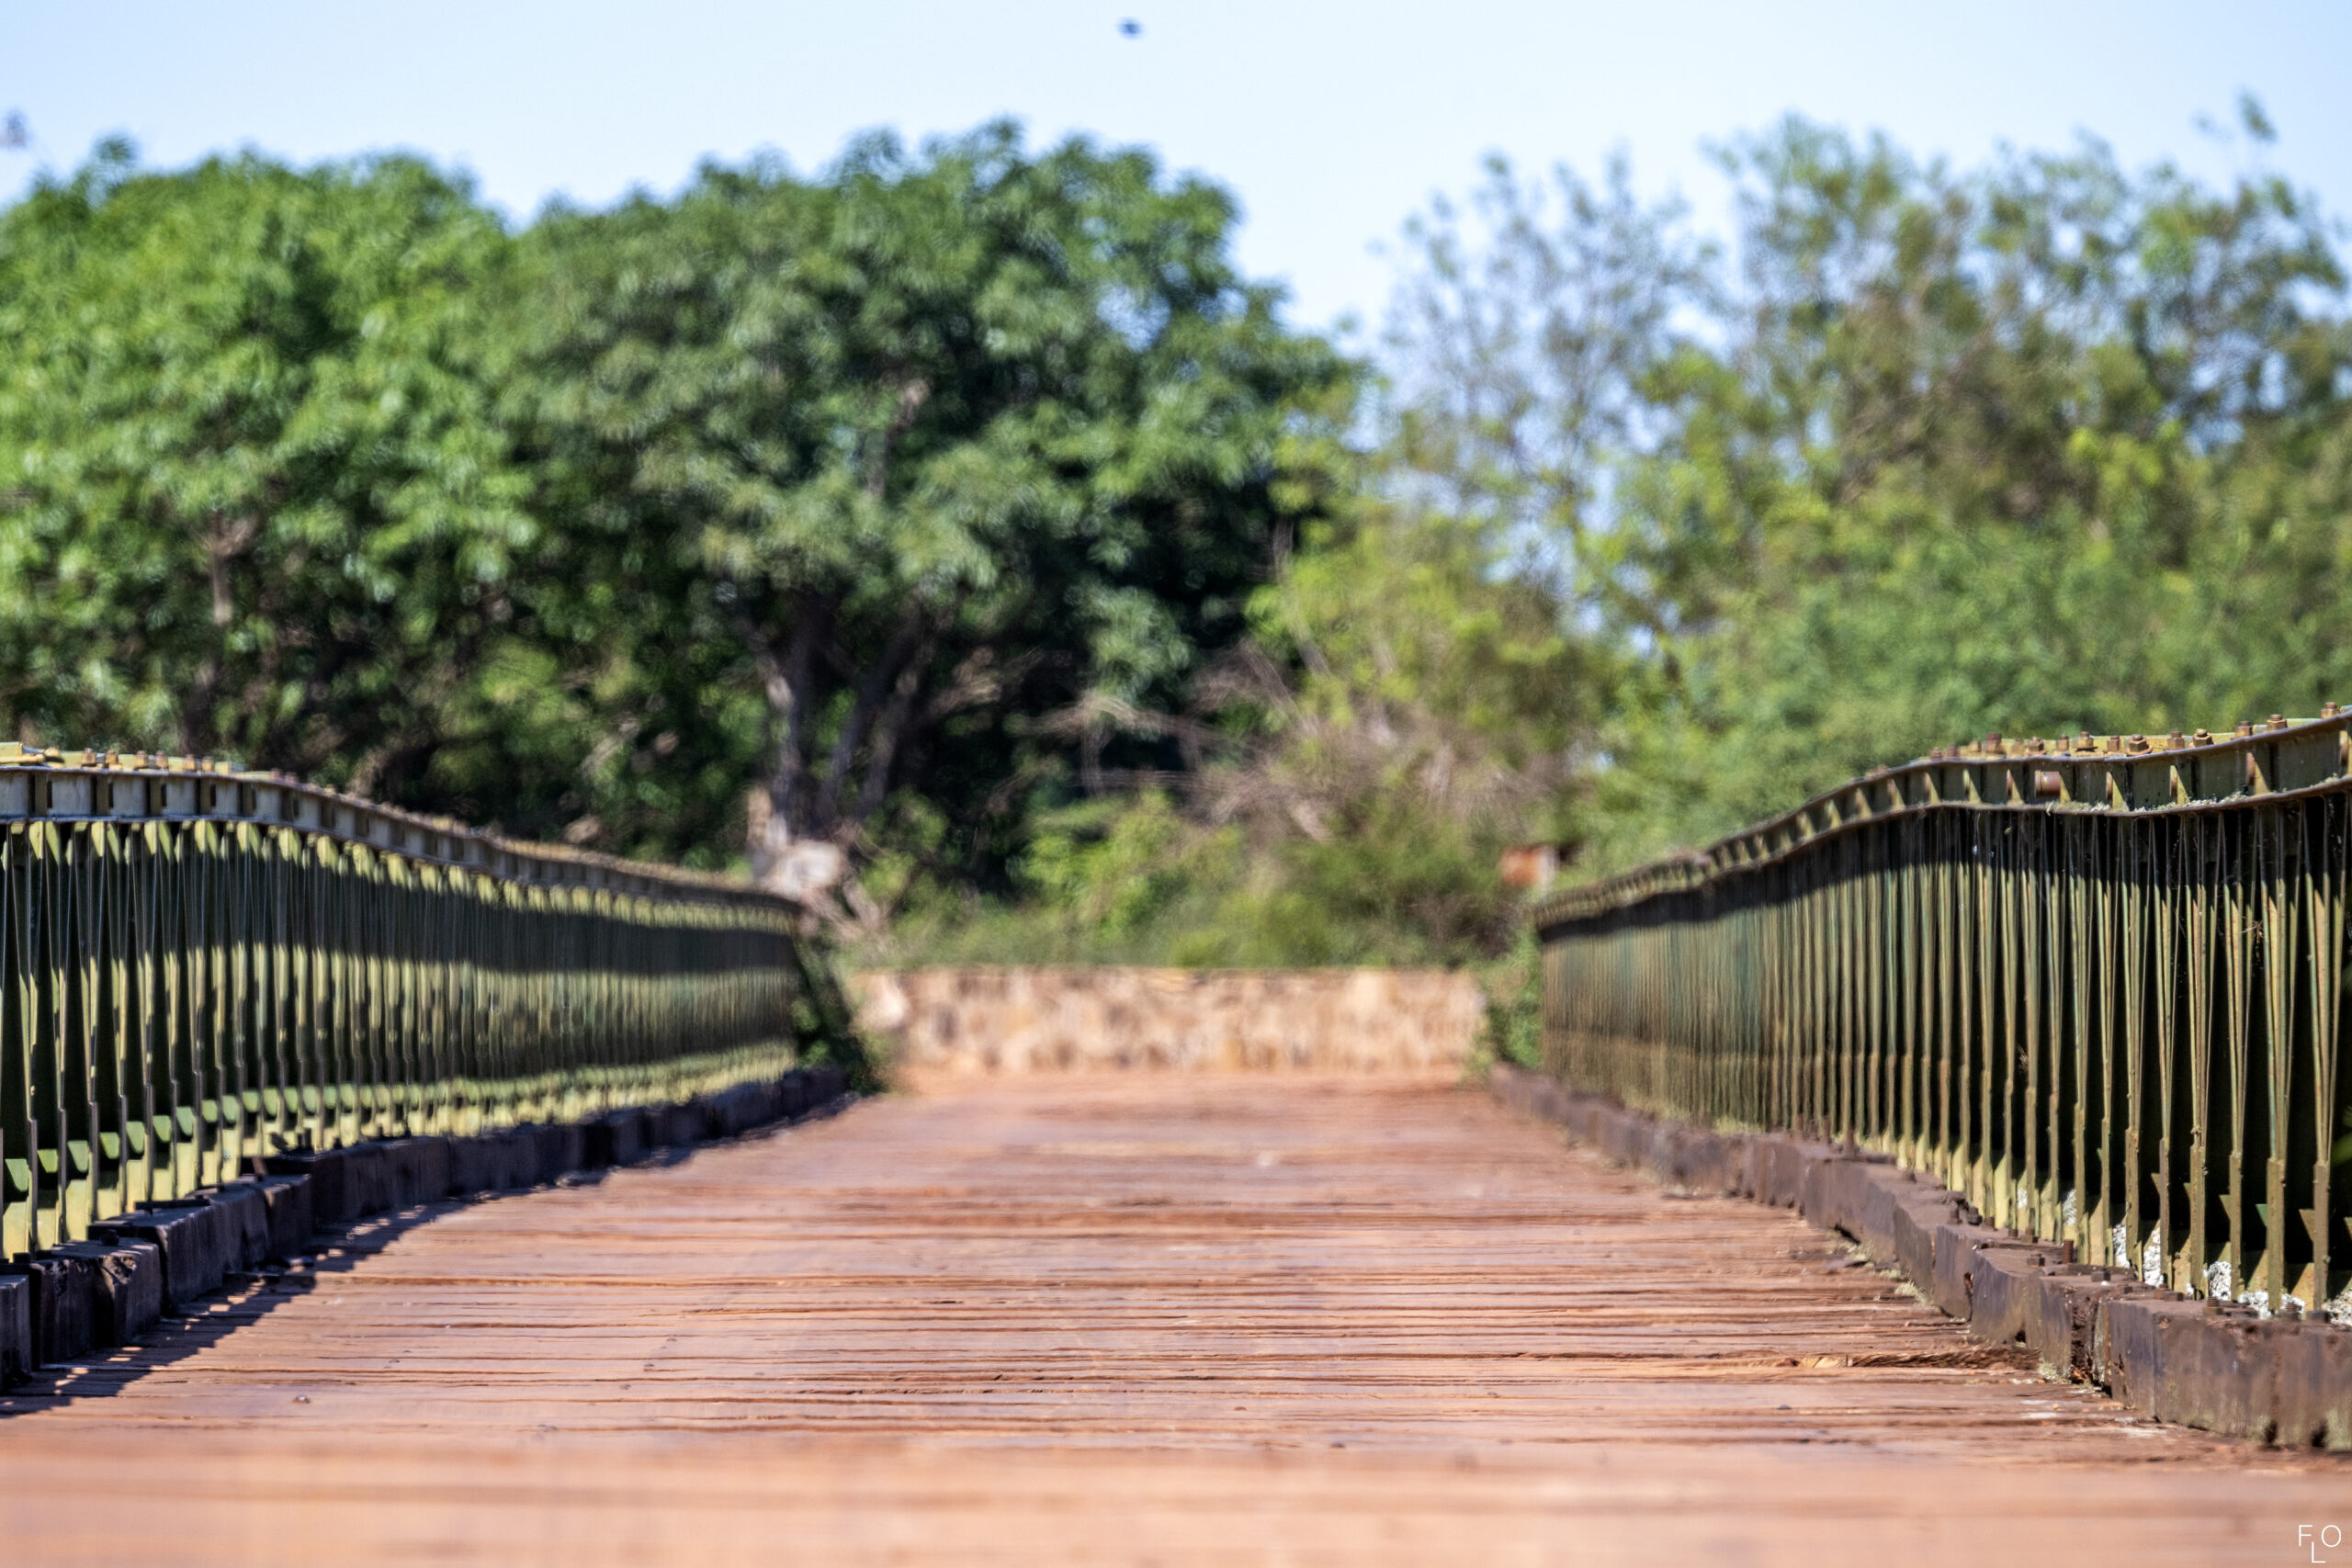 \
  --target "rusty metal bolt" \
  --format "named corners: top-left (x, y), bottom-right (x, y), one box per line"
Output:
top-left (2269, 713), bottom-right (2287, 730)
top-left (2127, 734), bottom-right (2148, 753)
top-left (2235, 719), bottom-right (2255, 738)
